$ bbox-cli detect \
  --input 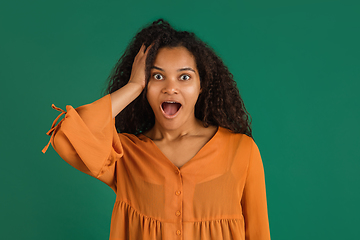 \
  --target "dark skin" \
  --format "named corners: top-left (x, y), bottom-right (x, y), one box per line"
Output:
top-left (111, 45), bottom-right (217, 168)
top-left (146, 126), bottom-right (217, 168)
